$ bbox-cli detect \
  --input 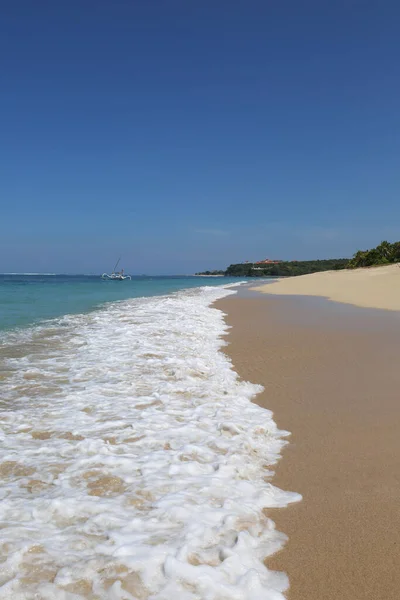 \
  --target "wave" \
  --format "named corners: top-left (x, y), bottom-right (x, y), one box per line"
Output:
top-left (0, 285), bottom-right (300, 599)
